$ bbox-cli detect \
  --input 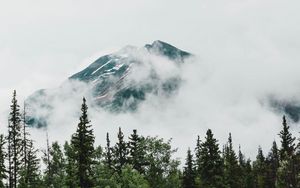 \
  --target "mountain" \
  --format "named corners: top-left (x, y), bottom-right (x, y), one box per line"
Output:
top-left (26, 40), bottom-right (192, 127)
